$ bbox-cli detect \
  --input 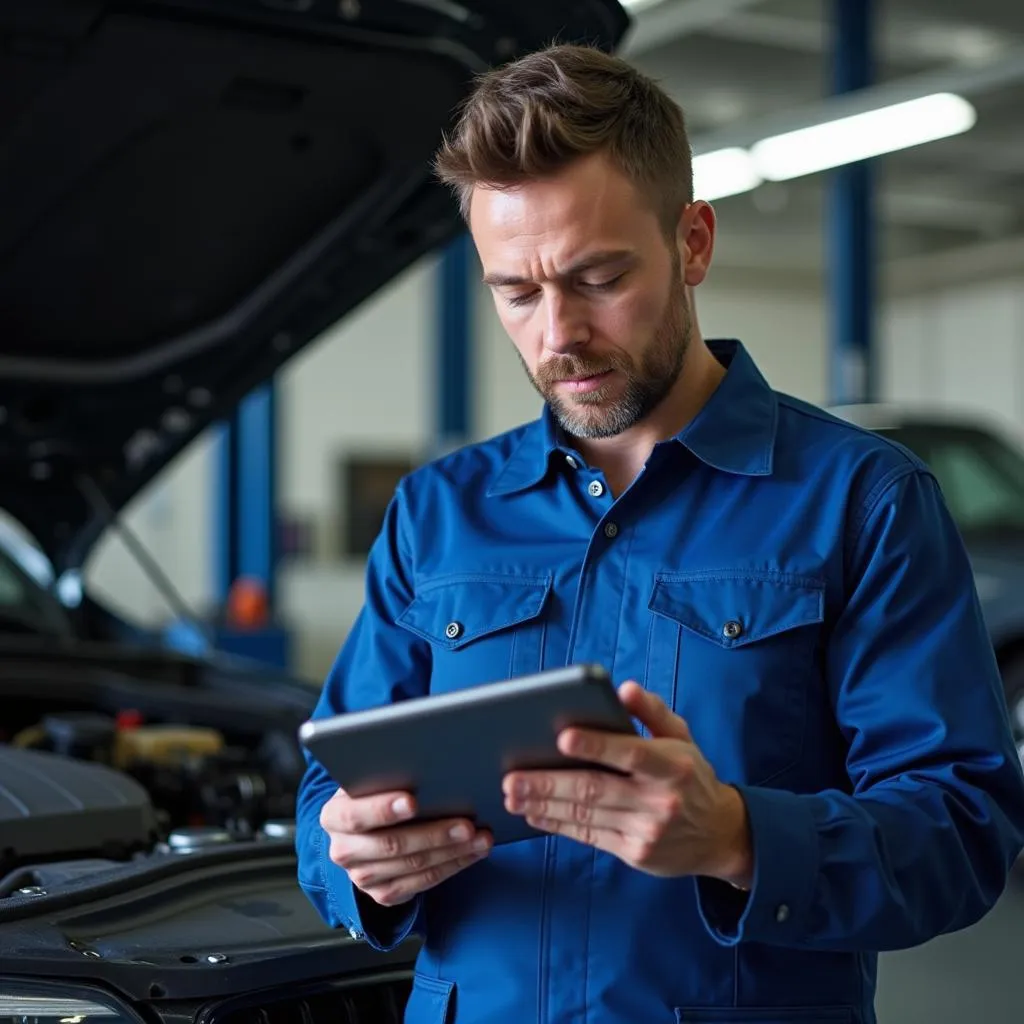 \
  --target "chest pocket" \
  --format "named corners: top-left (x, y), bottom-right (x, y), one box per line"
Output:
top-left (646, 570), bottom-right (825, 787)
top-left (397, 573), bottom-right (552, 692)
